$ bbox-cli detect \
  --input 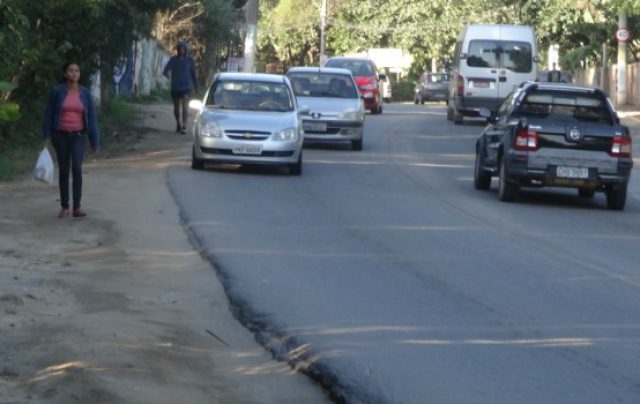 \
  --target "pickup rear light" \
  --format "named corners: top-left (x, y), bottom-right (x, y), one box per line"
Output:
top-left (514, 129), bottom-right (538, 151)
top-left (610, 136), bottom-right (632, 158)
top-left (456, 75), bottom-right (464, 96)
